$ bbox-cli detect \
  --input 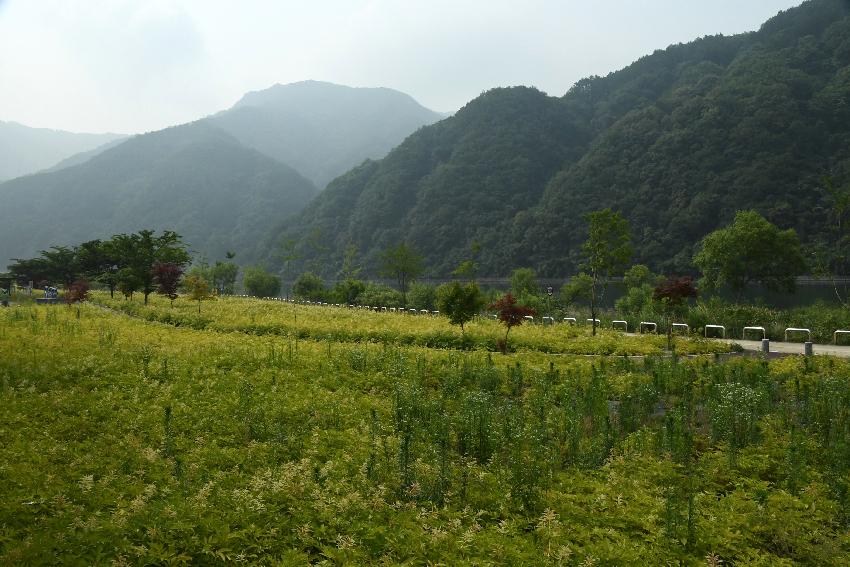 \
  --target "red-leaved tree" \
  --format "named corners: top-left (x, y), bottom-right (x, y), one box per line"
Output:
top-left (152, 262), bottom-right (184, 307)
top-left (65, 279), bottom-right (90, 319)
top-left (489, 292), bottom-right (536, 354)
top-left (652, 276), bottom-right (698, 350)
